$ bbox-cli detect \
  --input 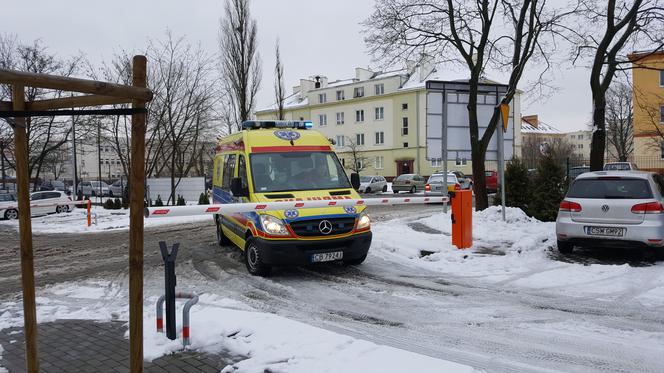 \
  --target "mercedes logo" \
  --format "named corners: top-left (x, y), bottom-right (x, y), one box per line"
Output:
top-left (601, 205), bottom-right (609, 212)
top-left (318, 220), bottom-right (333, 235)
